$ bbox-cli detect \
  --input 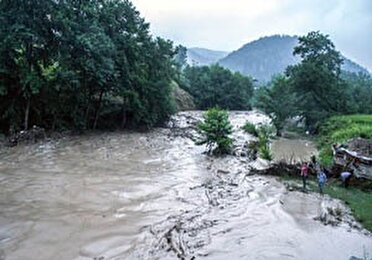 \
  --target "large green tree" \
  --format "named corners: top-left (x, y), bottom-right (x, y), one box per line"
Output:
top-left (286, 31), bottom-right (348, 128)
top-left (0, 0), bottom-right (177, 134)
top-left (255, 75), bottom-right (296, 134)
top-left (183, 64), bottom-right (254, 110)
